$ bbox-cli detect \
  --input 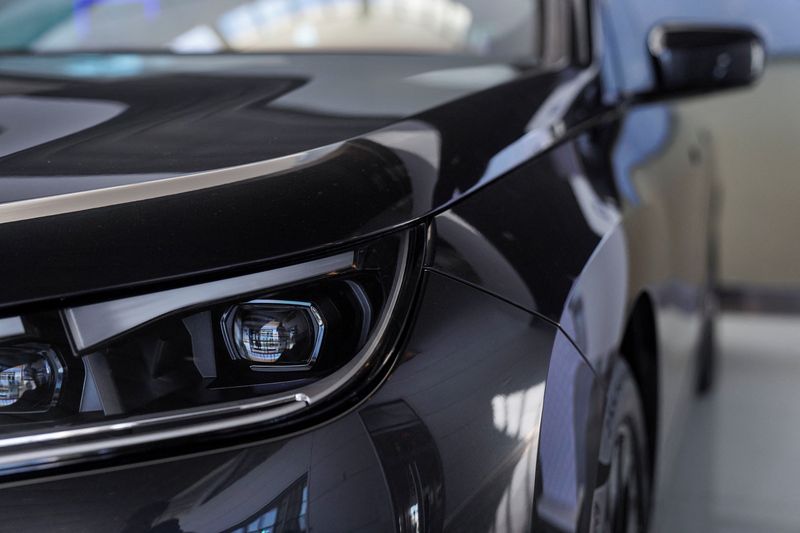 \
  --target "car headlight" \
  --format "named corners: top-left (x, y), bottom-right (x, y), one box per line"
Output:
top-left (0, 228), bottom-right (423, 474)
